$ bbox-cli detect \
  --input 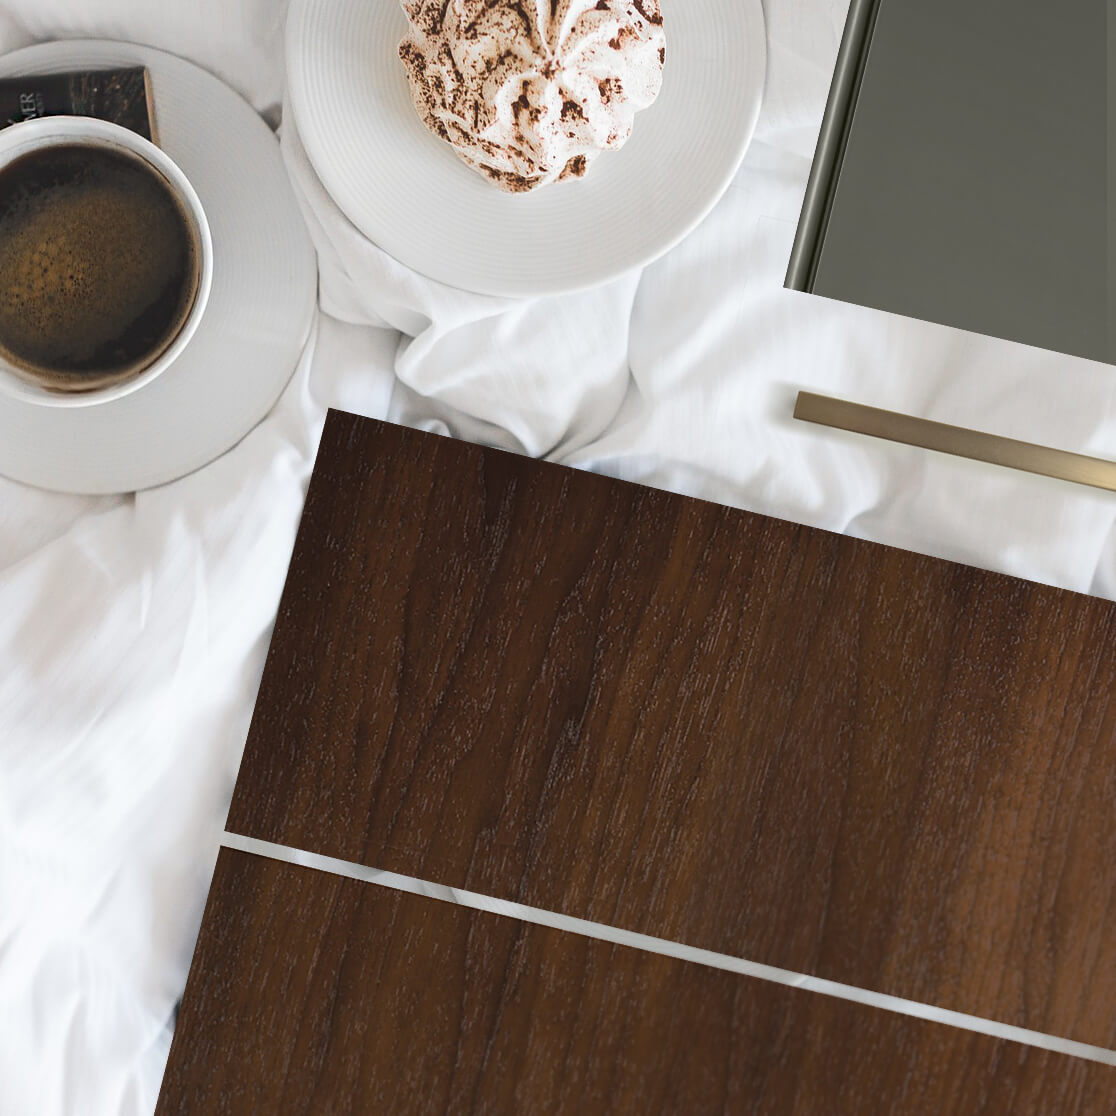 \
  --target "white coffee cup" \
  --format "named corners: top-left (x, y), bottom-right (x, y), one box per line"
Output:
top-left (0, 116), bottom-right (212, 409)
